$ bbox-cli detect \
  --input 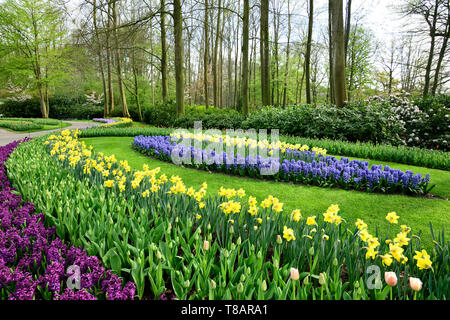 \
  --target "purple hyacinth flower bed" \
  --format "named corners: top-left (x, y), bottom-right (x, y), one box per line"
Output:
top-left (132, 135), bottom-right (433, 196)
top-left (0, 139), bottom-right (136, 300)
